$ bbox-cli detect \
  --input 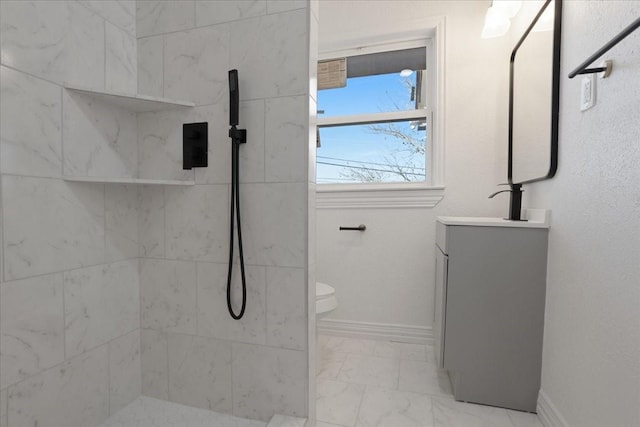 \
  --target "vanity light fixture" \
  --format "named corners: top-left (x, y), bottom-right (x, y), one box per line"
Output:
top-left (481, 0), bottom-right (523, 39)
top-left (493, 0), bottom-right (522, 19)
